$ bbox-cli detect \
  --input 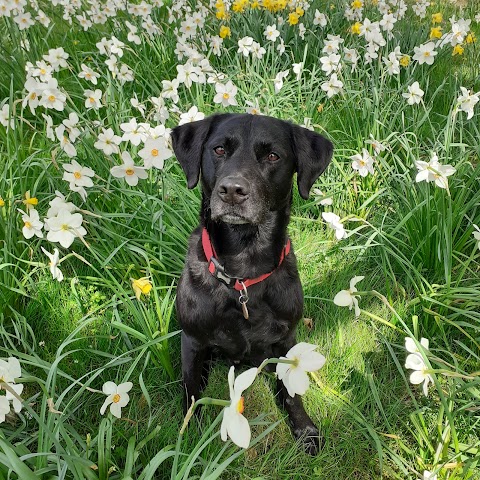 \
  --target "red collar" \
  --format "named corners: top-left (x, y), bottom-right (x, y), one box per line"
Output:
top-left (201, 227), bottom-right (291, 291)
